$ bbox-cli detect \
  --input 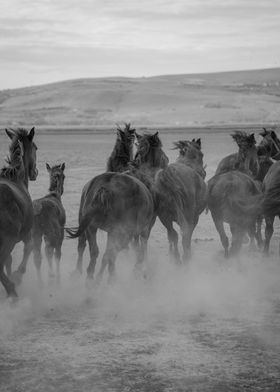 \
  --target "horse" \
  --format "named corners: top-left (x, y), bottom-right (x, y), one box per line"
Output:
top-left (0, 127), bottom-right (38, 297)
top-left (66, 172), bottom-right (154, 281)
top-left (106, 123), bottom-right (135, 172)
top-left (207, 171), bottom-right (263, 257)
top-left (134, 133), bottom-right (206, 262)
top-left (156, 139), bottom-right (207, 262)
top-left (32, 163), bottom-right (66, 284)
top-left (215, 131), bottom-right (260, 177)
top-left (72, 123), bottom-right (138, 275)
